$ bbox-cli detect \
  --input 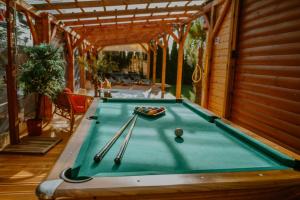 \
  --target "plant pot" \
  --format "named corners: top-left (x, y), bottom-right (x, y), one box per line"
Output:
top-left (26, 119), bottom-right (43, 136)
